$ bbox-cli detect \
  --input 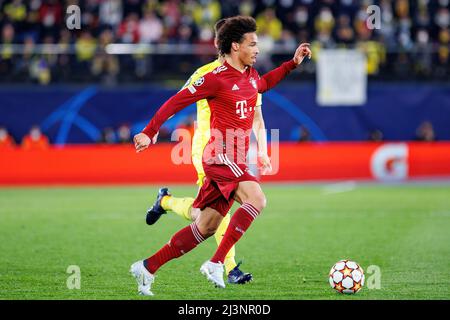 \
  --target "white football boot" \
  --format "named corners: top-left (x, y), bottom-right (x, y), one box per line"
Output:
top-left (200, 260), bottom-right (225, 288)
top-left (130, 260), bottom-right (155, 296)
